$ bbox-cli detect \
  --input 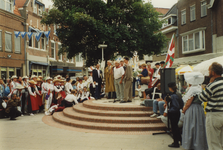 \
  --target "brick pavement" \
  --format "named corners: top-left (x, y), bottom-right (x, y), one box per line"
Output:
top-left (0, 113), bottom-right (184, 150)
